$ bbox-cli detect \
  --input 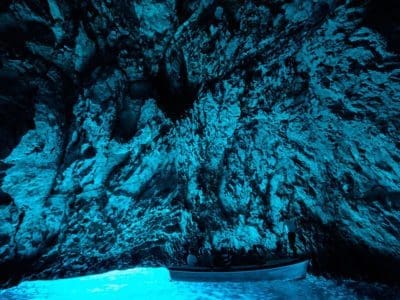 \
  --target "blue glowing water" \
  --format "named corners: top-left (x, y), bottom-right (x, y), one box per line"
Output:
top-left (0, 268), bottom-right (397, 300)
